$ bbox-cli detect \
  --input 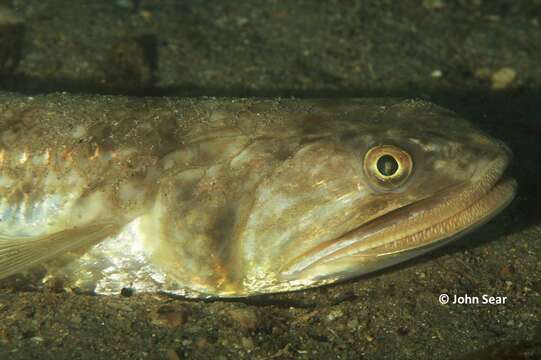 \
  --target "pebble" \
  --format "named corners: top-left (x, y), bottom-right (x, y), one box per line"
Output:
top-left (499, 265), bottom-right (514, 277)
top-left (326, 308), bottom-right (344, 321)
top-left (195, 336), bottom-right (209, 348)
top-left (151, 305), bottom-right (189, 328)
top-left (347, 318), bottom-right (359, 330)
top-left (166, 348), bottom-right (181, 360)
top-left (431, 69), bottom-right (443, 78)
top-left (491, 67), bottom-right (517, 90)
top-left (120, 288), bottom-right (135, 297)
top-left (241, 336), bottom-right (254, 350)
top-left (228, 308), bottom-right (258, 332)
top-left (423, 0), bottom-right (446, 10)
top-left (30, 336), bottom-right (44, 344)
top-left (140, 10), bottom-right (153, 22)
top-left (70, 314), bottom-right (82, 325)
top-left (114, 0), bottom-right (133, 9)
